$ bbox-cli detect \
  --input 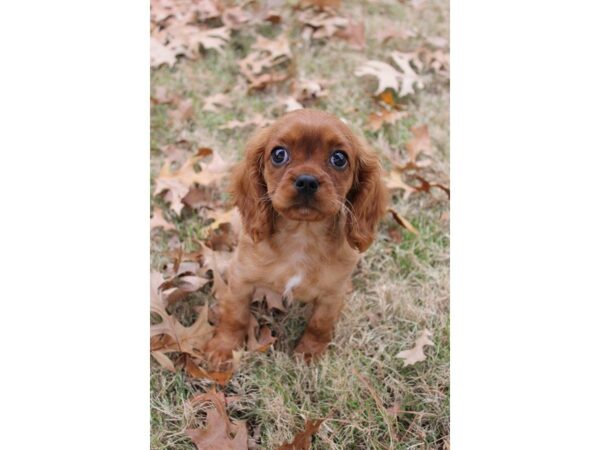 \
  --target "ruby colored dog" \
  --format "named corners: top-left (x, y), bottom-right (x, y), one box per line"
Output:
top-left (205, 109), bottom-right (387, 364)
